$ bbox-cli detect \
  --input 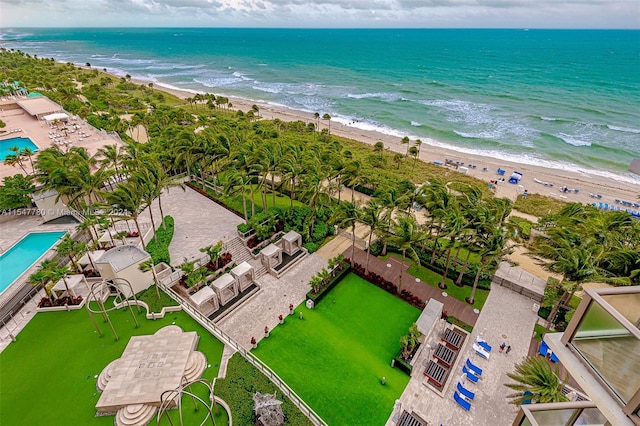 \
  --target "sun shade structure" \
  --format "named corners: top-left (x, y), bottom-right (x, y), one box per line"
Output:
top-left (230, 261), bottom-right (255, 292)
top-left (210, 273), bottom-right (238, 306)
top-left (17, 97), bottom-right (64, 118)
